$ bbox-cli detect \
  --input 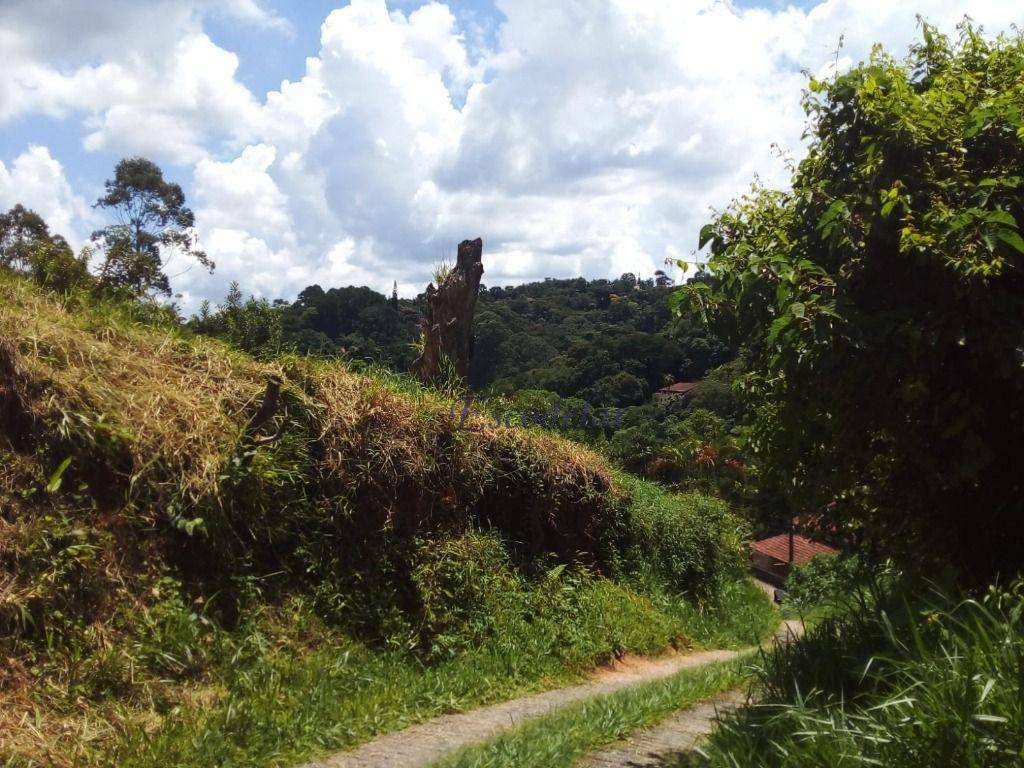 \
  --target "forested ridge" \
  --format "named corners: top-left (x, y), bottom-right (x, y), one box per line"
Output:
top-left (193, 272), bottom-right (731, 408)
